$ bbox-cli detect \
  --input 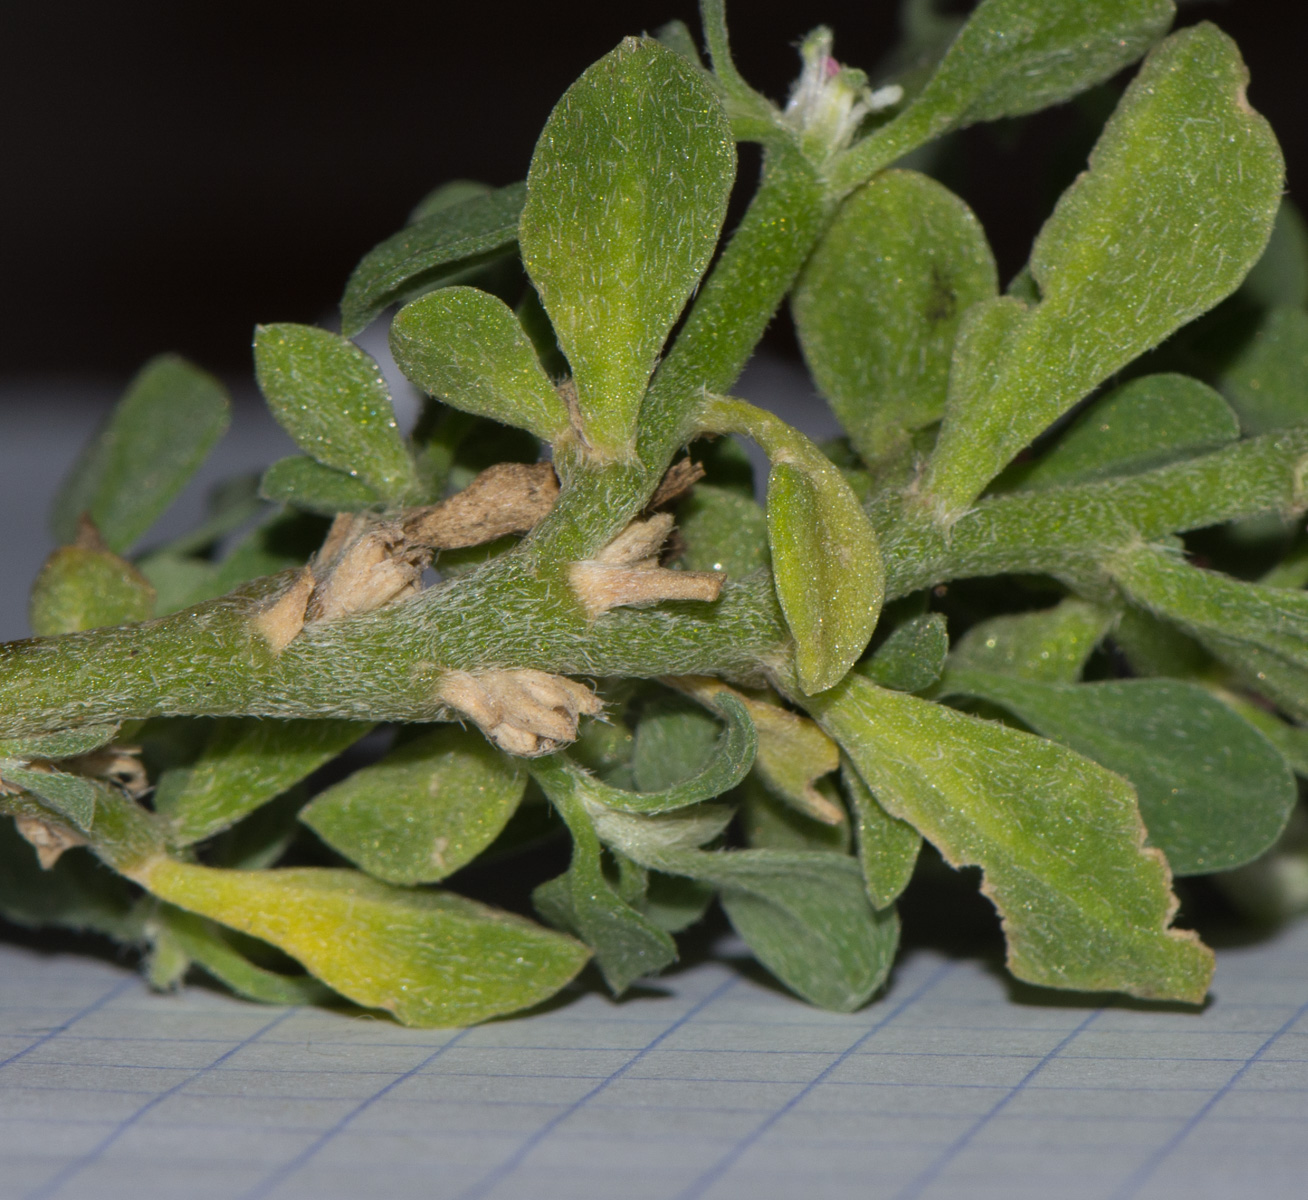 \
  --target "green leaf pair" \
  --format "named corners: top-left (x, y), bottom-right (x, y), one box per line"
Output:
top-left (390, 37), bottom-right (736, 460)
